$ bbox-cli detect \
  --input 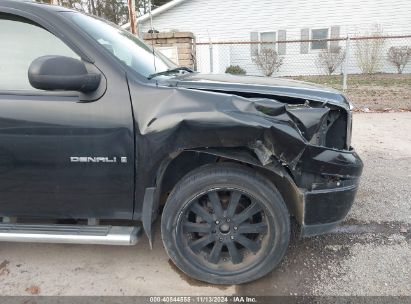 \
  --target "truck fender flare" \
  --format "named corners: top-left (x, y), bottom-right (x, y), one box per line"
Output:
top-left (142, 187), bottom-right (156, 249)
top-left (142, 147), bottom-right (298, 248)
